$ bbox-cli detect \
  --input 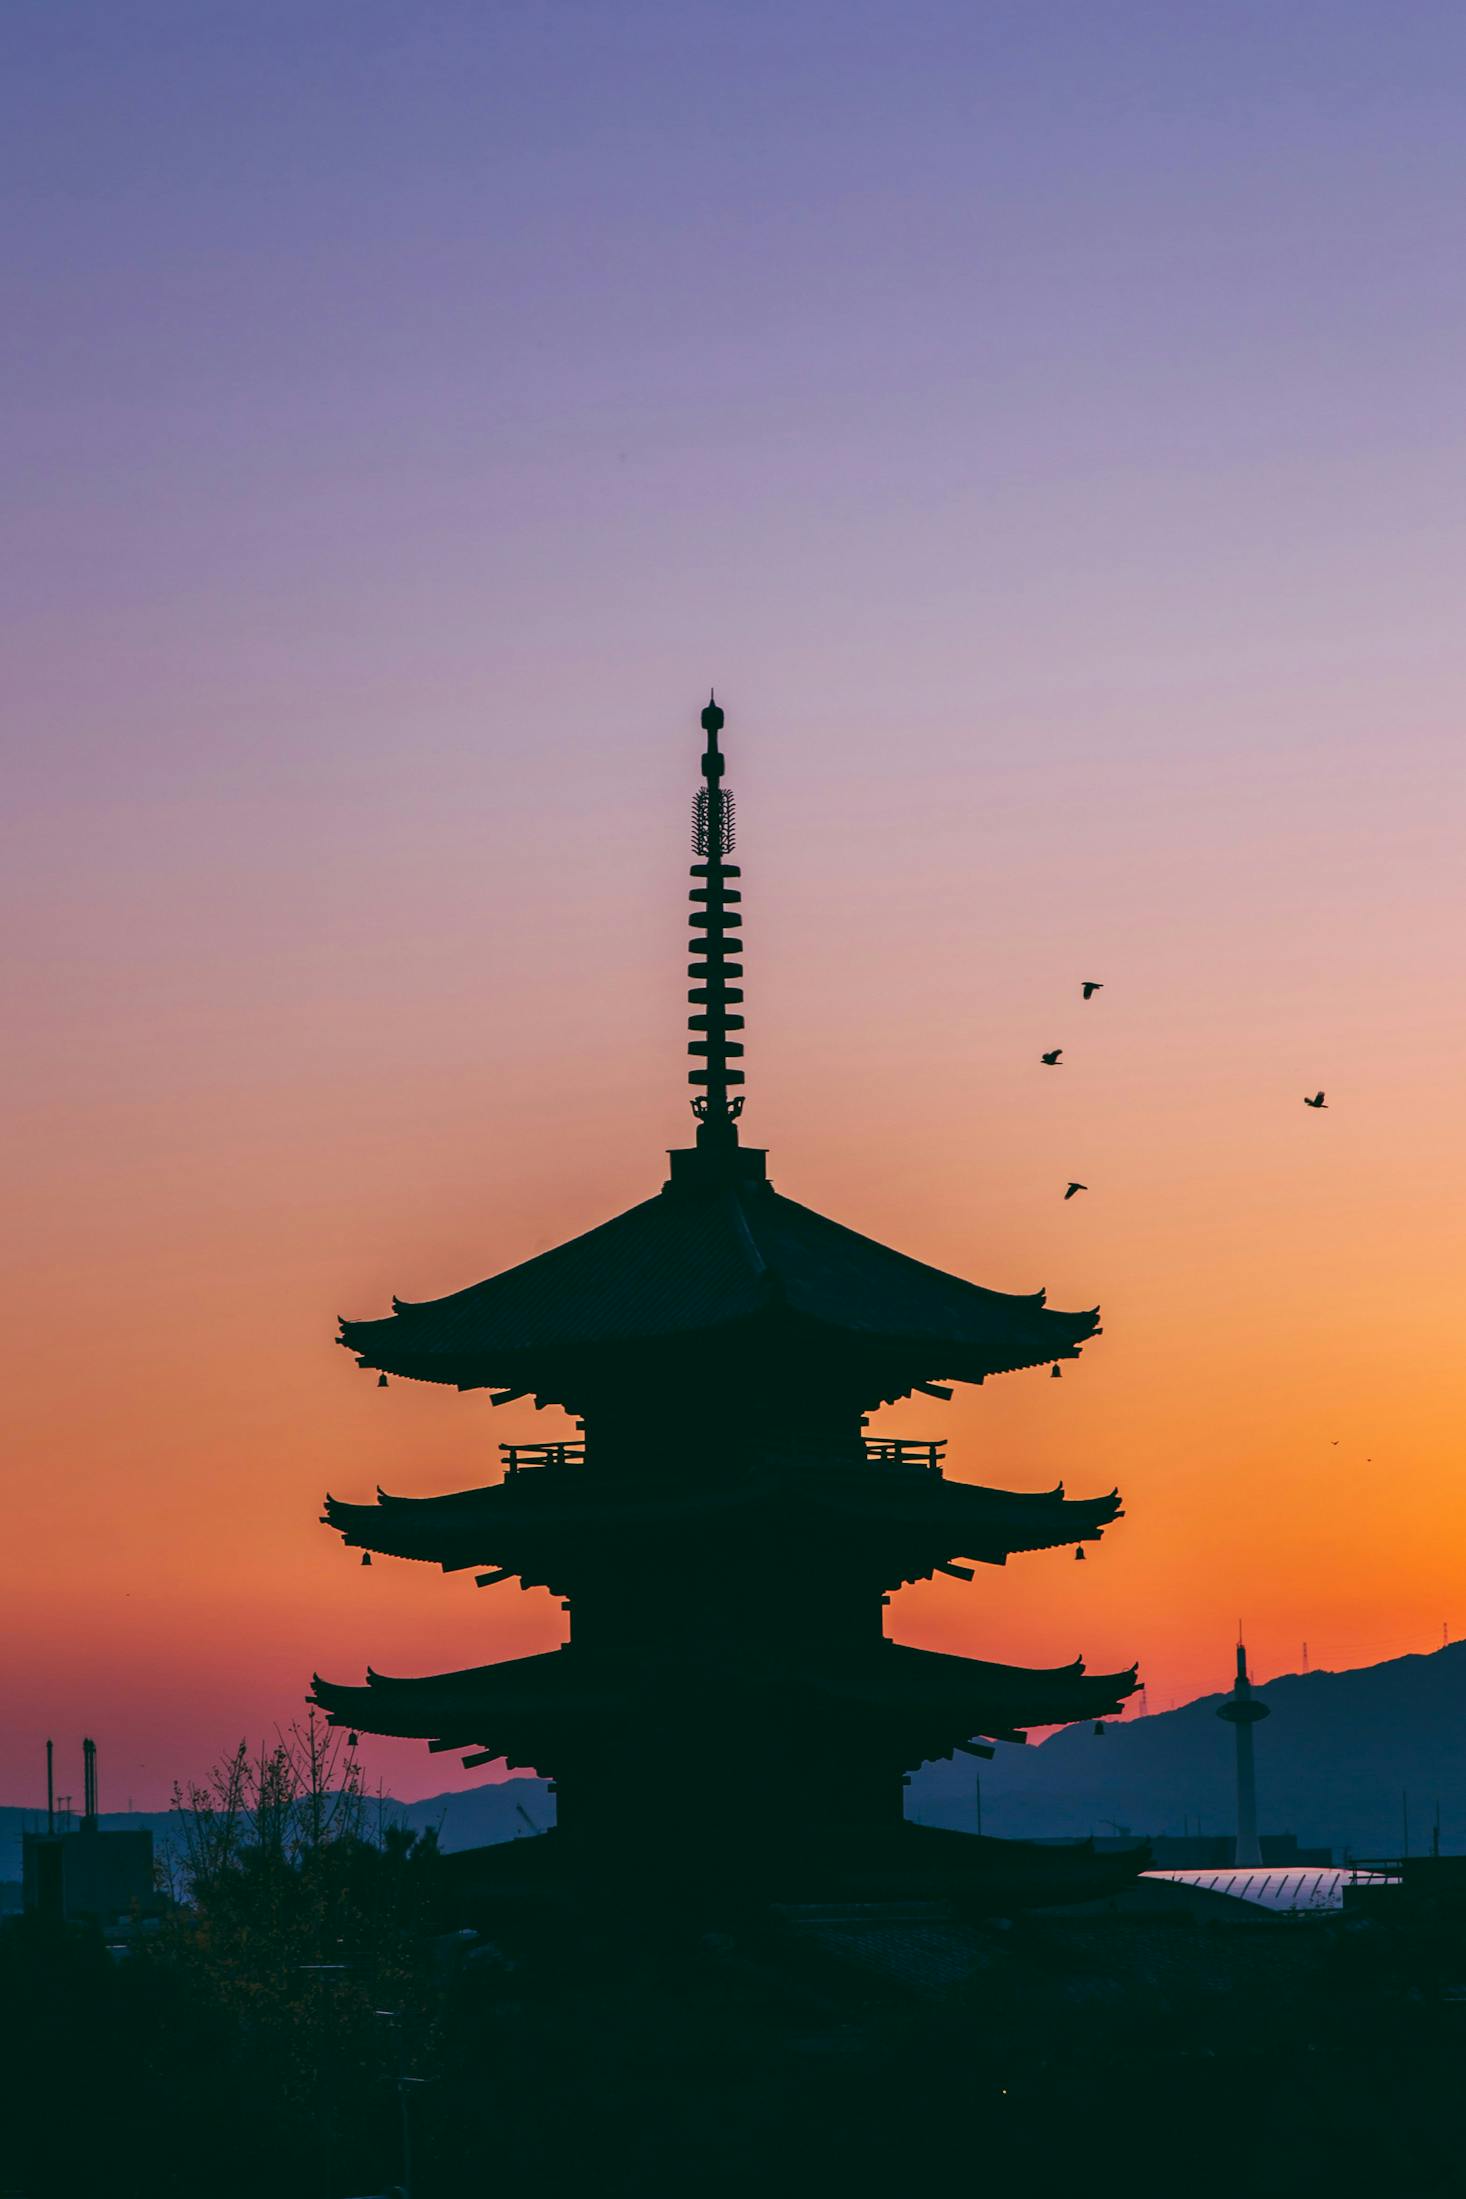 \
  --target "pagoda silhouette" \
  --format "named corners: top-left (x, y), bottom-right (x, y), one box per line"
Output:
top-left (312, 697), bottom-right (1139, 1910)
